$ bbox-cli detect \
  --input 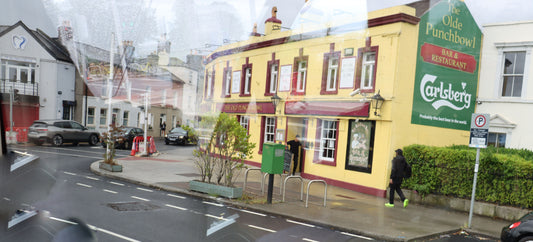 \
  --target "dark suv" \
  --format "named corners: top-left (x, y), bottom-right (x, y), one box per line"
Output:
top-left (101, 127), bottom-right (144, 150)
top-left (27, 120), bottom-right (100, 146)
